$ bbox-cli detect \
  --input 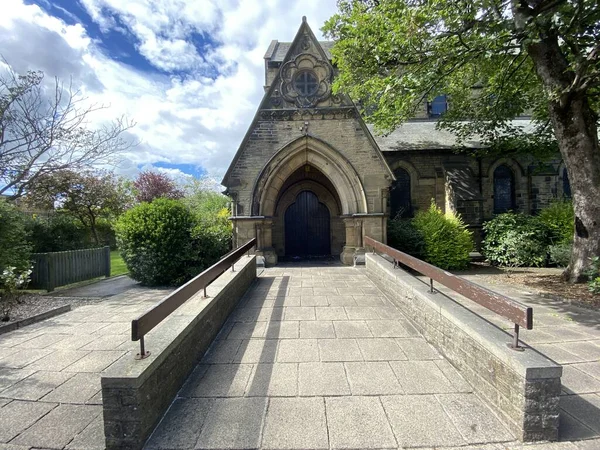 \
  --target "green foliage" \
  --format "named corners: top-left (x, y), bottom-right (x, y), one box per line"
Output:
top-left (548, 243), bottom-right (572, 268)
top-left (482, 213), bottom-right (550, 267)
top-left (115, 199), bottom-right (196, 286)
top-left (0, 265), bottom-right (32, 321)
top-left (387, 219), bottom-right (425, 259)
top-left (0, 199), bottom-right (31, 275)
top-left (411, 202), bottom-right (473, 270)
top-left (586, 257), bottom-right (600, 295)
top-left (538, 200), bottom-right (574, 245)
top-left (323, 0), bottom-right (599, 155)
